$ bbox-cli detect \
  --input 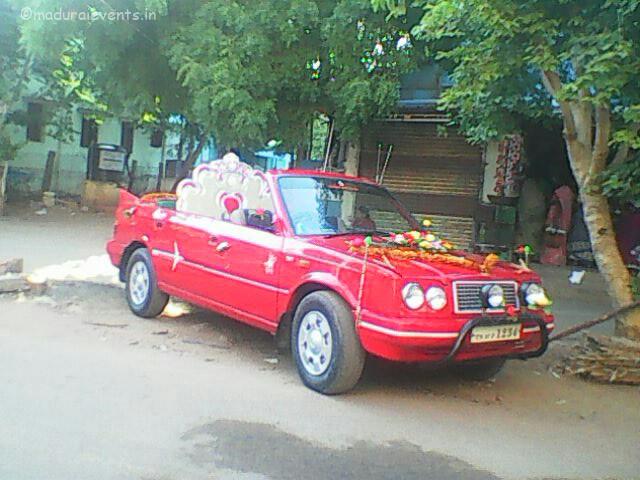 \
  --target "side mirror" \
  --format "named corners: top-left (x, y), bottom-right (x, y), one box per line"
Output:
top-left (245, 209), bottom-right (277, 233)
